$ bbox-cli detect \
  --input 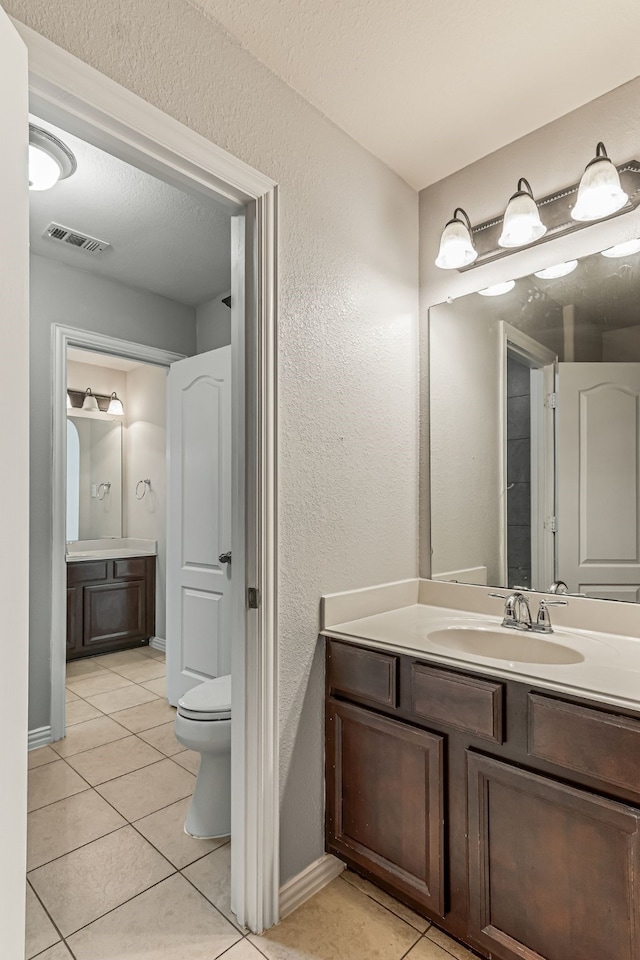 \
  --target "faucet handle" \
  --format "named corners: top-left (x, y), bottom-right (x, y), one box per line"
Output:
top-left (488, 593), bottom-right (507, 599)
top-left (535, 598), bottom-right (568, 632)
